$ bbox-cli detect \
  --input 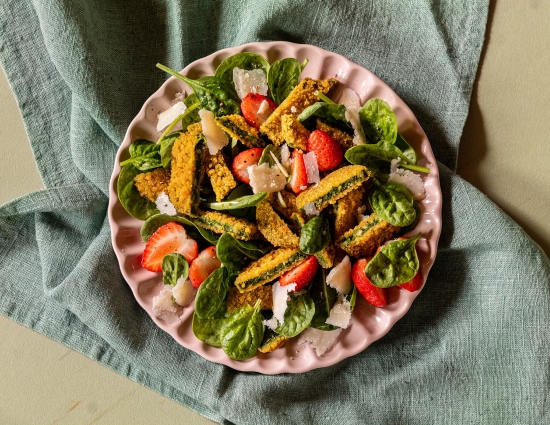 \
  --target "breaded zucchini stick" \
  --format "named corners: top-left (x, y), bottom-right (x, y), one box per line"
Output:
top-left (134, 168), bottom-right (171, 202)
top-left (215, 115), bottom-right (265, 148)
top-left (281, 114), bottom-right (309, 150)
top-left (205, 152), bottom-right (237, 201)
top-left (235, 248), bottom-right (307, 292)
top-left (316, 119), bottom-right (354, 151)
top-left (296, 165), bottom-right (370, 213)
top-left (260, 78), bottom-right (338, 145)
top-left (167, 132), bottom-right (207, 215)
top-left (333, 186), bottom-right (364, 240)
top-left (256, 200), bottom-right (299, 248)
top-left (258, 332), bottom-right (289, 353)
top-left (336, 213), bottom-right (401, 258)
top-left (269, 190), bottom-right (300, 222)
top-left (226, 286), bottom-right (274, 313)
top-left (188, 210), bottom-right (260, 241)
